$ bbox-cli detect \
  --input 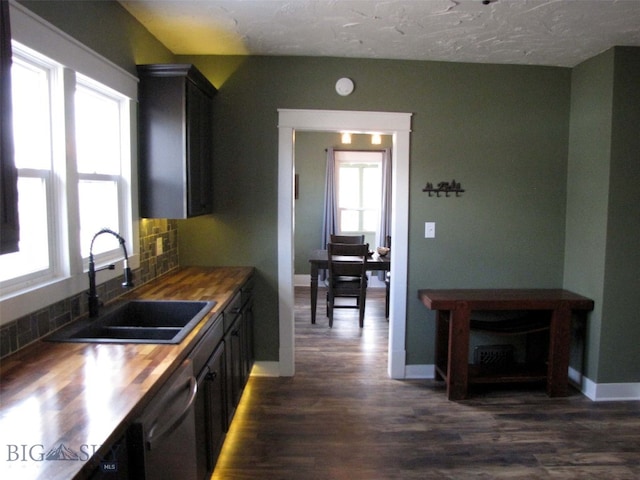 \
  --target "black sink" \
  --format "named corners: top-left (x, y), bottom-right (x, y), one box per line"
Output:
top-left (47, 300), bottom-right (216, 344)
